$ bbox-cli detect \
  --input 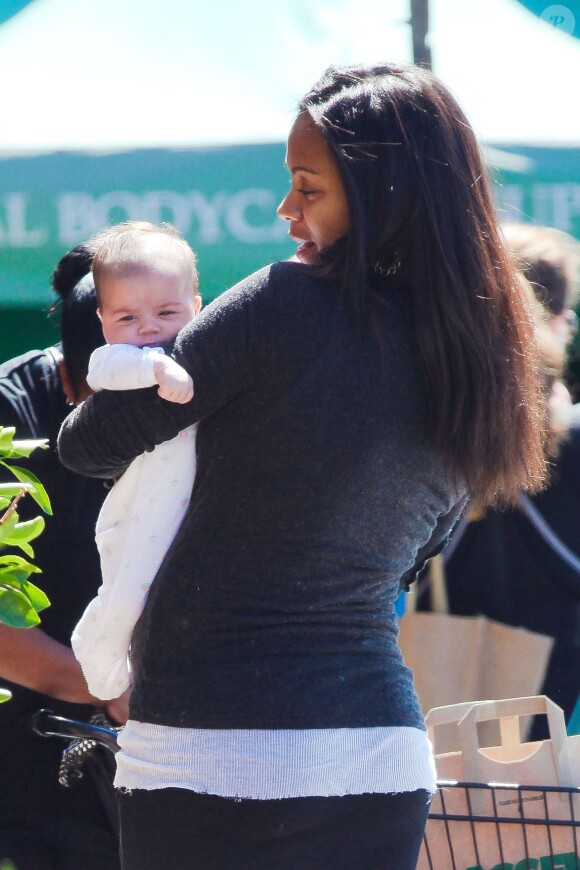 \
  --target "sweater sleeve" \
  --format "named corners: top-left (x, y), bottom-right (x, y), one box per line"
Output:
top-left (399, 493), bottom-right (469, 590)
top-left (58, 263), bottom-right (320, 479)
top-left (87, 344), bottom-right (164, 392)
